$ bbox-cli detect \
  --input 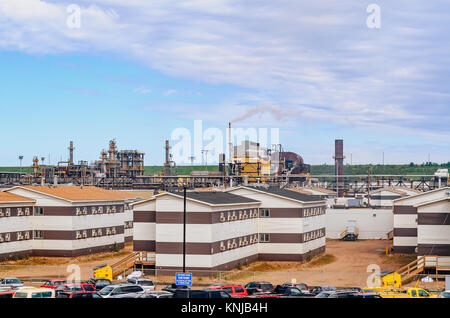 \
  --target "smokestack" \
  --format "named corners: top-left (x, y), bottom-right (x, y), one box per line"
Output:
top-left (68, 141), bottom-right (74, 165)
top-left (228, 123), bottom-right (232, 164)
top-left (333, 139), bottom-right (345, 197)
top-left (165, 140), bottom-right (170, 165)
